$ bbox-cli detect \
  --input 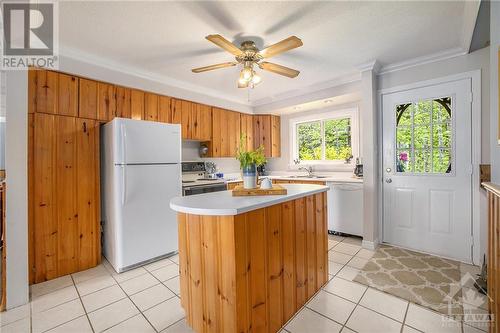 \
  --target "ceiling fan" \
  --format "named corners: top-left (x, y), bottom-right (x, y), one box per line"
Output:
top-left (192, 34), bottom-right (303, 88)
